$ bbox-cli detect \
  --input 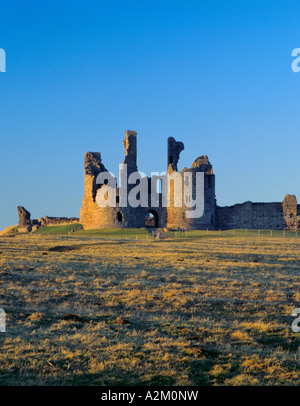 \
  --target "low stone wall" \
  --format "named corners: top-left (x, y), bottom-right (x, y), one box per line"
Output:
top-left (17, 206), bottom-right (80, 232)
top-left (40, 216), bottom-right (80, 226)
